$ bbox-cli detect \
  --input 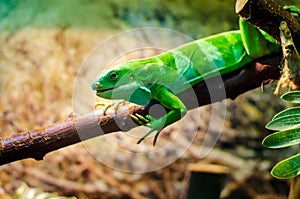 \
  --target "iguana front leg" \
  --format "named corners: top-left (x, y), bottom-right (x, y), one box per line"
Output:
top-left (132, 85), bottom-right (187, 145)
